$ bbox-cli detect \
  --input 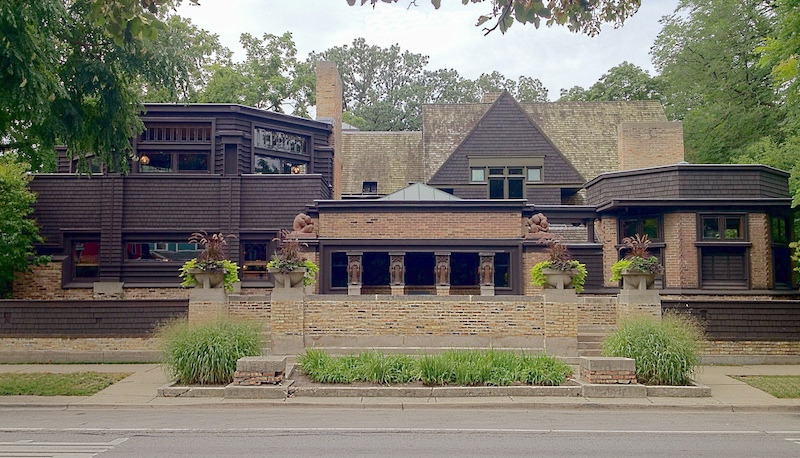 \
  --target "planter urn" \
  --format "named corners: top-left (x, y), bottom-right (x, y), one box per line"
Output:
top-left (187, 267), bottom-right (225, 289)
top-left (541, 268), bottom-right (576, 290)
top-left (269, 267), bottom-right (306, 288)
top-left (620, 270), bottom-right (656, 290)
